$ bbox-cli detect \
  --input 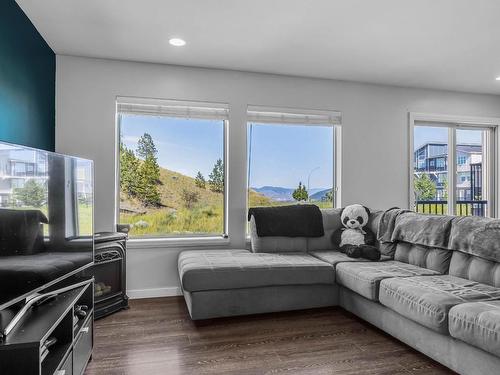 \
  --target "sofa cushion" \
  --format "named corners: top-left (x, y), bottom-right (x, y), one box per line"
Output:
top-left (310, 250), bottom-right (393, 269)
top-left (379, 275), bottom-right (500, 334)
top-left (306, 208), bottom-right (384, 251)
top-left (249, 208), bottom-right (383, 253)
top-left (449, 251), bottom-right (500, 287)
top-left (449, 215), bottom-right (500, 263)
top-left (391, 212), bottom-right (453, 249)
top-left (394, 242), bottom-right (452, 274)
top-left (306, 208), bottom-right (343, 251)
top-left (309, 250), bottom-right (370, 267)
top-left (449, 301), bottom-right (500, 357)
top-left (249, 216), bottom-right (307, 253)
top-left (336, 261), bottom-right (439, 301)
top-left (178, 249), bottom-right (335, 292)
